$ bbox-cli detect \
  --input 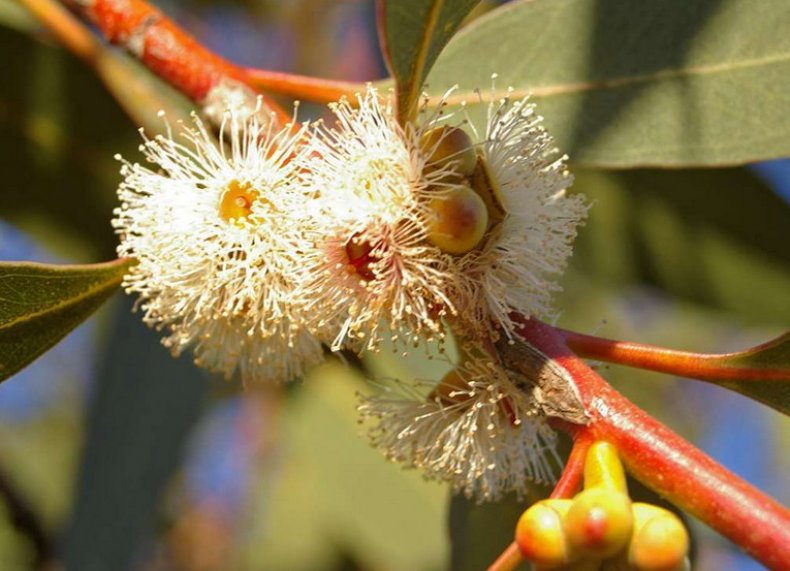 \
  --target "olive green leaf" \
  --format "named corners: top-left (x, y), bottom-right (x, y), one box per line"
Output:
top-left (427, 0), bottom-right (790, 167)
top-left (711, 333), bottom-right (790, 415)
top-left (0, 258), bottom-right (132, 382)
top-left (377, 0), bottom-right (480, 123)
